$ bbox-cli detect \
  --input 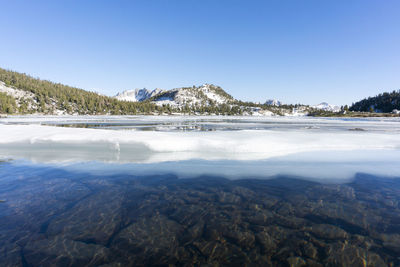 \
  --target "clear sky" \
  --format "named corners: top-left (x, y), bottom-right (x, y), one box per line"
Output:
top-left (1, 0), bottom-right (399, 105)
